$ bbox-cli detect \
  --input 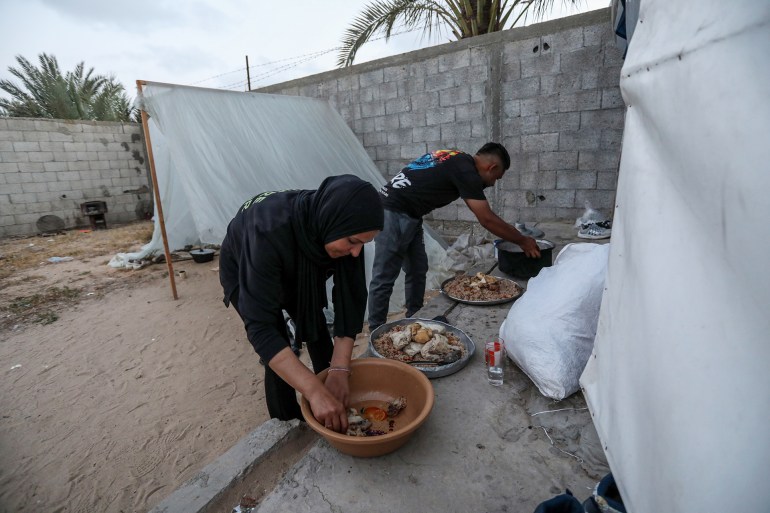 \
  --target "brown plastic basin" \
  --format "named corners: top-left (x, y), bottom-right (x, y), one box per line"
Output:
top-left (300, 358), bottom-right (435, 458)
